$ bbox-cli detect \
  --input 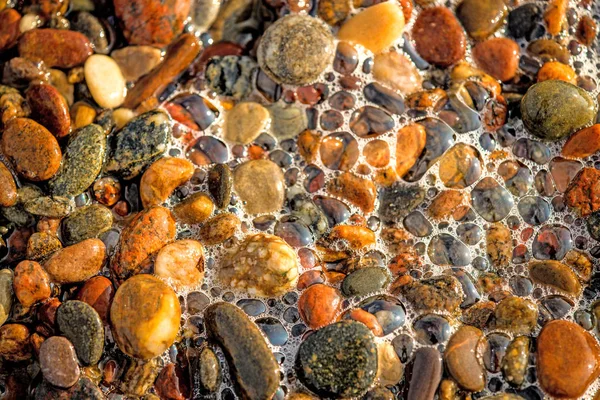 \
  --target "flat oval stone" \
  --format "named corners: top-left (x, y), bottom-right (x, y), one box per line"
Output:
top-left (112, 206), bottom-right (176, 281)
top-left (258, 15), bottom-right (334, 86)
top-left (39, 336), bottom-right (80, 388)
top-left (338, 2), bottom-right (405, 55)
top-left (521, 80), bottom-right (596, 141)
top-left (342, 267), bottom-right (390, 297)
top-left (24, 196), bottom-right (74, 218)
top-left (327, 172), bottom-right (377, 213)
top-left (537, 320), bottom-right (600, 398)
top-left (75, 276), bottom-right (114, 323)
top-left (472, 38), bottom-right (520, 82)
top-left (104, 110), bottom-right (171, 180)
top-left (413, 7), bottom-right (466, 67)
top-left (13, 260), bottom-right (51, 308)
top-left (84, 54), bottom-right (127, 109)
top-left (140, 157), bottom-right (194, 208)
top-left (438, 143), bottom-right (482, 189)
top-left (528, 260), bottom-right (582, 295)
top-left (1, 118), bottom-right (61, 182)
top-left (112, 45), bottom-right (163, 82)
top-left (396, 123), bottom-right (426, 178)
top-left (407, 347), bottom-right (442, 400)
top-left (507, 3), bottom-right (542, 39)
top-left (297, 321), bottom-right (377, 398)
top-left (0, 161), bottom-right (17, 207)
top-left (372, 52), bottom-right (421, 96)
top-left (111, 274), bottom-right (181, 359)
top-left (494, 296), bottom-right (538, 335)
top-left (205, 302), bottom-right (279, 400)
top-left (233, 160), bottom-right (285, 214)
top-left (18, 29), bottom-right (92, 68)
top-left (394, 275), bottom-right (463, 314)
top-left (57, 300), bottom-right (104, 365)
top-left (445, 326), bottom-right (486, 392)
top-left (428, 234), bottom-right (472, 266)
top-left (26, 83), bottom-right (71, 139)
top-left (48, 124), bottom-right (106, 197)
top-left (44, 239), bottom-right (105, 284)
top-left (471, 177), bottom-right (514, 222)
top-left (224, 102), bottom-right (270, 145)
top-left (61, 204), bottom-right (113, 245)
top-left (562, 124), bottom-right (600, 159)
top-left (502, 336), bottom-right (530, 387)
top-left (456, 0), bottom-right (507, 40)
